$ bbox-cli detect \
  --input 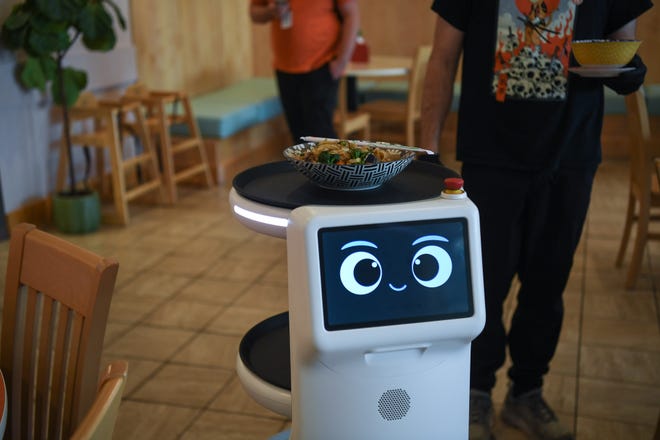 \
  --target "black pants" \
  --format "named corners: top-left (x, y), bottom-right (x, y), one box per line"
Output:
top-left (276, 64), bottom-right (338, 143)
top-left (462, 162), bottom-right (597, 395)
